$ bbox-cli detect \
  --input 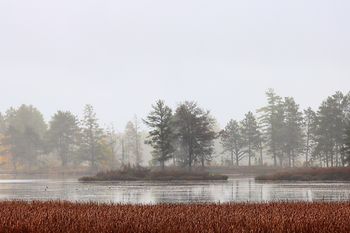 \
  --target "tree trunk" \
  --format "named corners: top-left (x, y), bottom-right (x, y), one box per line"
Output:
top-left (288, 151), bottom-right (291, 168)
top-left (121, 139), bottom-right (125, 165)
top-left (91, 150), bottom-right (95, 170)
top-left (160, 160), bottom-right (165, 171)
top-left (188, 150), bottom-right (192, 171)
top-left (279, 152), bottom-right (283, 167)
top-left (188, 138), bottom-right (192, 171)
top-left (335, 149), bottom-right (339, 167)
top-left (330, 153), bottom-right (334, 167)
top-left (305, 128), bottom-right (310, 167)
top-left (248, 144), bottom-right (251, 167)
top-left (231, 151), bottom-right (234, 167)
